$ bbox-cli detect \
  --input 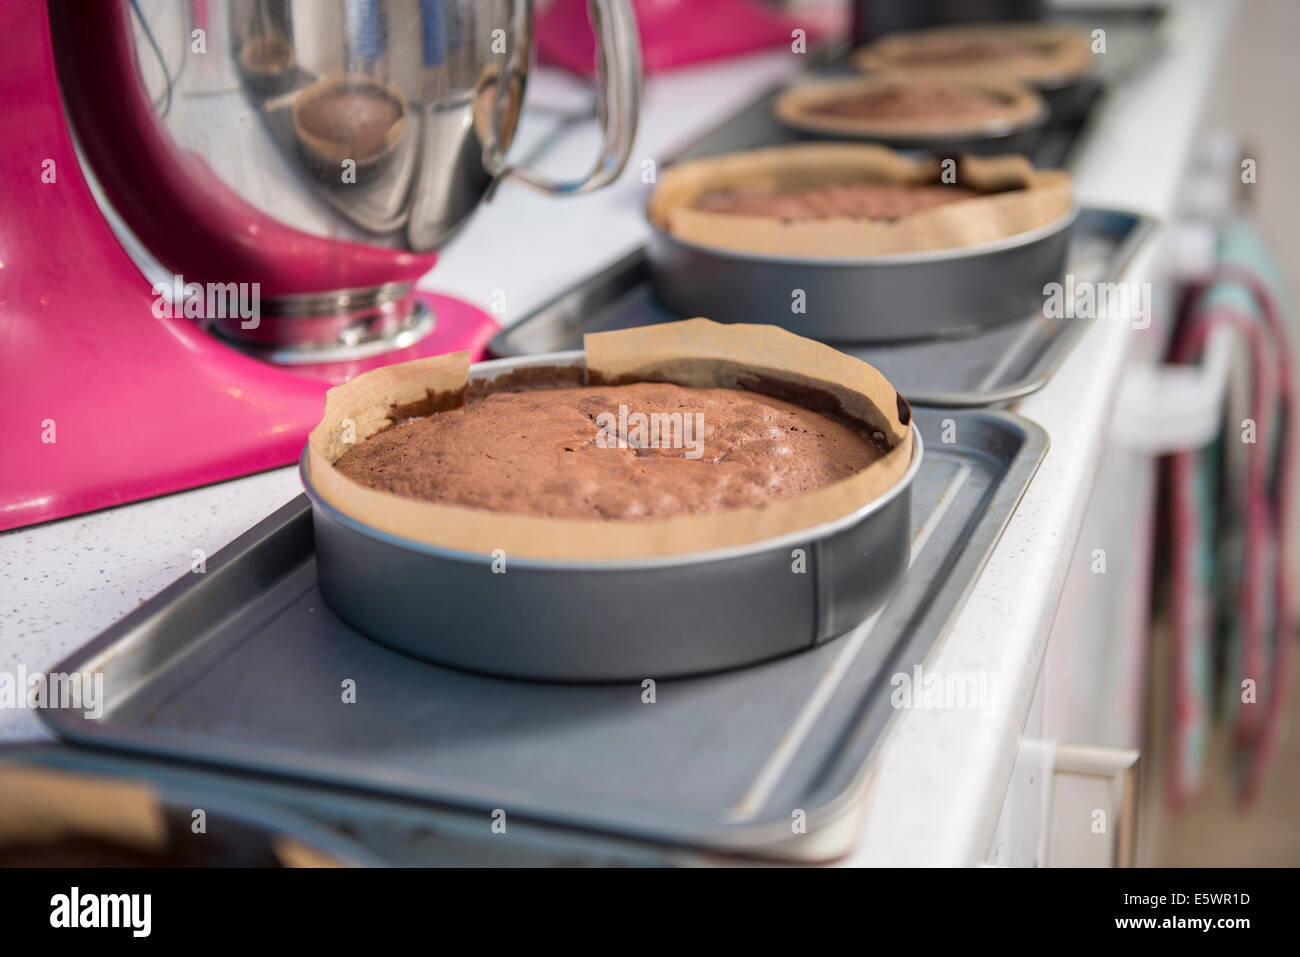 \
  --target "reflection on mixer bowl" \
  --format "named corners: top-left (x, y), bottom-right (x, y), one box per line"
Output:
top-left (236, 33), bottom-right (297, 97)
top-left (47, 0), bottom-right (639, 358)
top-left (472, 62), bottom-right (524, 156)
top-left (292, 77), bottom-right (408, 183)
top-left (48, 0), bottom-right (540, 259)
